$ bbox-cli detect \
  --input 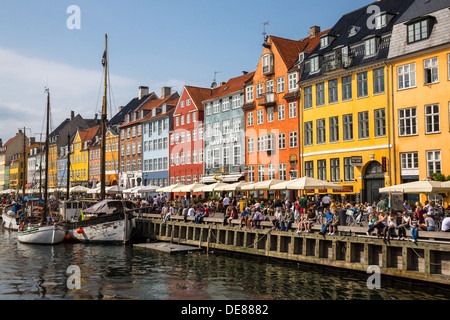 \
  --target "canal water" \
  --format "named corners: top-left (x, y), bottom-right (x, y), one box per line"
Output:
top-left (0, 228), bottom-right (448, 301)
